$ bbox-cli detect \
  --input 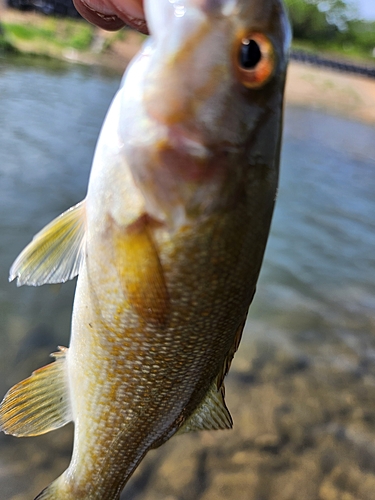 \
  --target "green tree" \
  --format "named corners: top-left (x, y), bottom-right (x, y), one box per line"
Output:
top-left (285, 0), bottom-right (338, 41)
top-left (311, 0), bottom-right (357, 30)
top-left (285, 0), bottom-right (375, 59)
